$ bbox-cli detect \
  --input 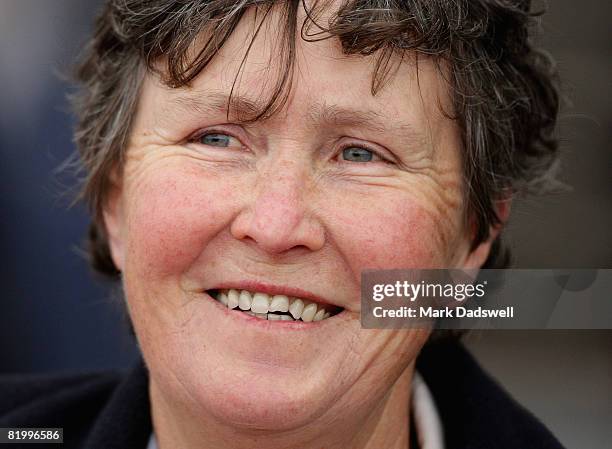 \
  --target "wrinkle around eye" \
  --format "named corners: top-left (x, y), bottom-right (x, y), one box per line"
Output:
top-left (328, 154), bottom-right (432, 179)
top-left (180, 143), bottom-right (255, 171)
top-left (125, 141), bottom-right (254, 179)
top-left (324, 159), bottom-right (453, 194)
